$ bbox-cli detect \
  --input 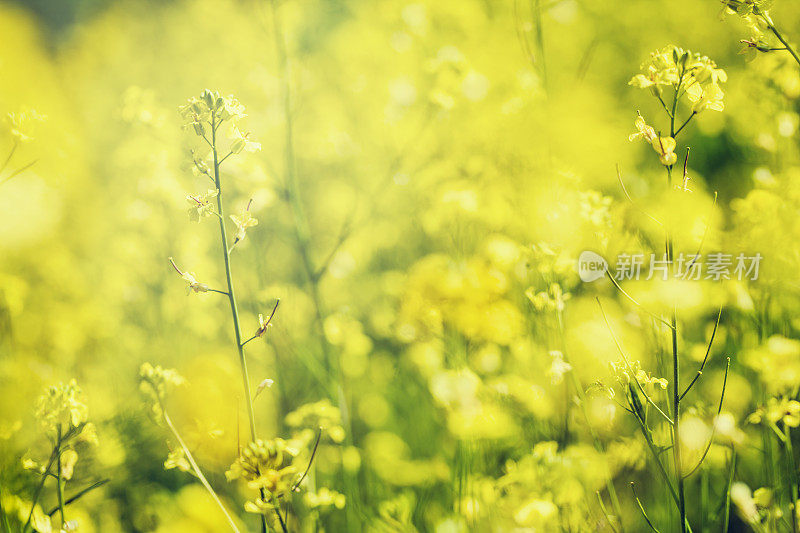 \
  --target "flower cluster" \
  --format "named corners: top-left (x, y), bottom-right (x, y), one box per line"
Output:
top-left (35, 380), bottom-right (89, 435)
top-left (139, 362), bottom-right (186, 419)
top-left (179, 89), bottom-right (260, 154)
top-left (5, 108), bottom-right (45, 143)
top-left (630, 46), bottom-right (727, 112)
top-left (225, 438), bottom-right (299, 514)
top-left (629, 112), bottom-right (677, 165)
top-left (187, 188), bottom-right (219, 222)
top-left (747, 396), bottom-right (800, 427)
top-left (526, 282), bottom-right (571, 312)
top-left (286, 399), bottom-right (346, 443)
